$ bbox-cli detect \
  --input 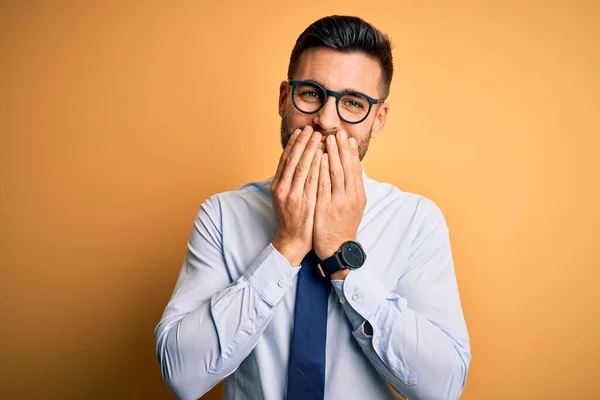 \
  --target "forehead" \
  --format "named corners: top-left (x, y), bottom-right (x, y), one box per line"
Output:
top-left (293, 47), bottom-right (382, 97)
